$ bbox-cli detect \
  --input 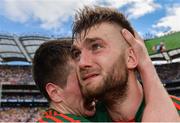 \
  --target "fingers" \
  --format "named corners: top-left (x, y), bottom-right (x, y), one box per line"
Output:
top-left (122, 28), bottom-right (136, 46)
top-left (134, 30), bottom-right (144, 44)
